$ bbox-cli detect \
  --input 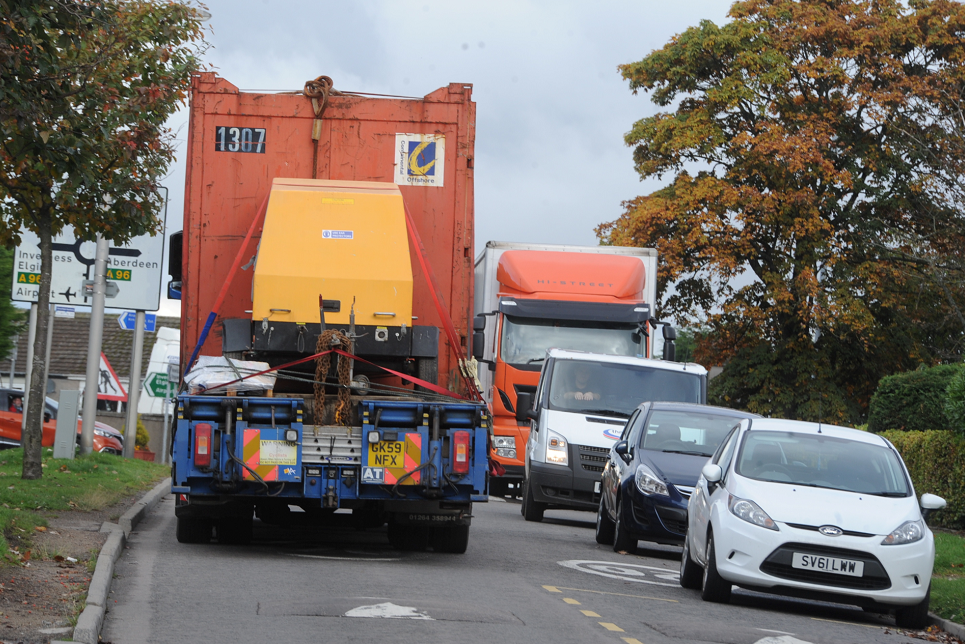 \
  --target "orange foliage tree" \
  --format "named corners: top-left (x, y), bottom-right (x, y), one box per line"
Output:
top-left (598, 0), bottom-right (965, 423)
